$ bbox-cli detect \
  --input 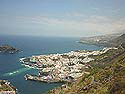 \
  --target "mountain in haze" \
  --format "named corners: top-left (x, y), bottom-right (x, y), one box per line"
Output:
top-left (110, 34), bottom-right (125, 48)
top-left (79, 33), bottom-right (123, 46)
